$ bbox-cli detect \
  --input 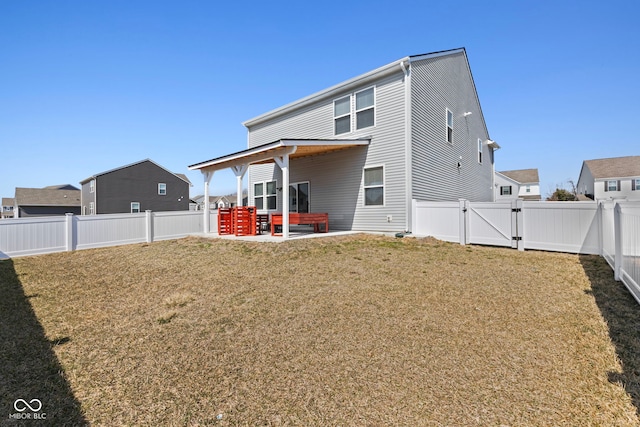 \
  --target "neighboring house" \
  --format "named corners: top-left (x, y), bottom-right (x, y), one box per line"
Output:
top-left (495, 169), bottom-right (541, 201)
top-left (191, 194), bottom-right (245, 210)
top-left (189, 47), bottom-right (500, 234)
top-left (80, 159), bottom-right (192, 214)
top-left (1, 197), bottom-right (15, 219)
top-left (14, 186), bottom-right (81, 218)
top-left (577, 155), bottom-right (640, 201)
